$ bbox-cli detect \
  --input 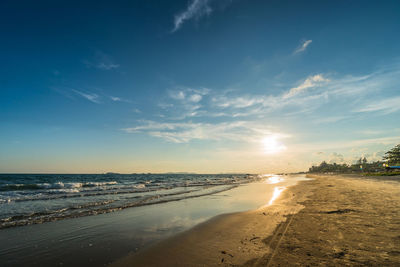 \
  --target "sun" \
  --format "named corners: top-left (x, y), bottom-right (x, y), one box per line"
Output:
top-left (262, 136), bottom-right (287, 154)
